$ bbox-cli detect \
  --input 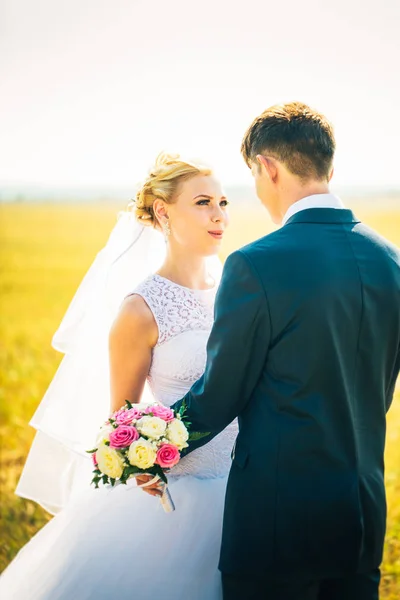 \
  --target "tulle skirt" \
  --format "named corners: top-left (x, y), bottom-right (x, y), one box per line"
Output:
top-left (0, 460), bottom-right (226, 600)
